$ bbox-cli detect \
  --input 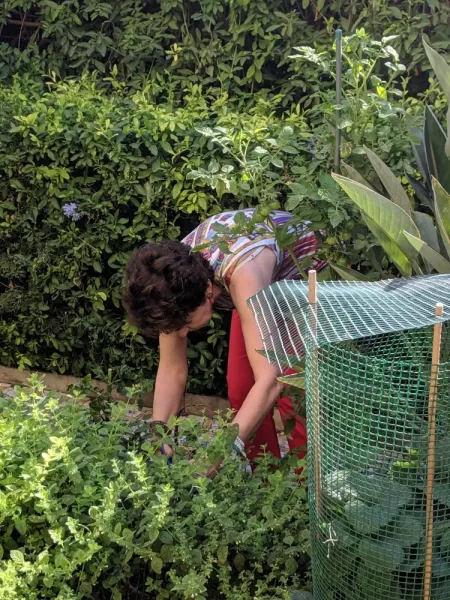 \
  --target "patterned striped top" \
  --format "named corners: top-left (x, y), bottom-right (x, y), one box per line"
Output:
top-left (182, 209), bottom-right (325, 308)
